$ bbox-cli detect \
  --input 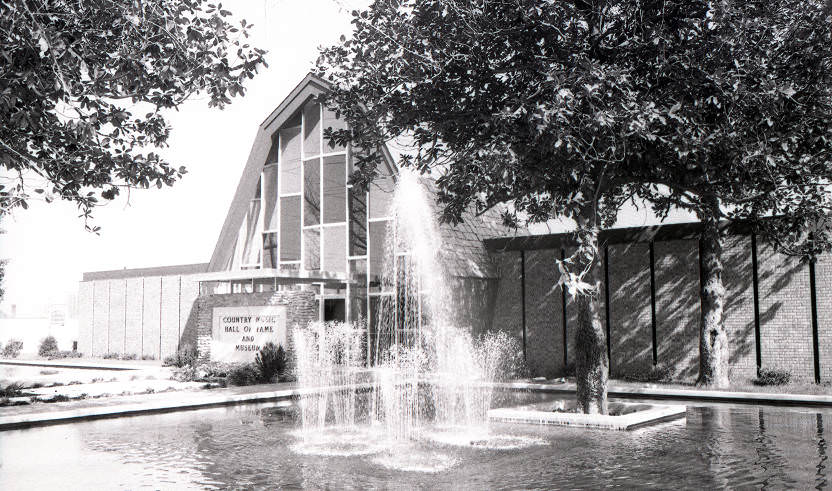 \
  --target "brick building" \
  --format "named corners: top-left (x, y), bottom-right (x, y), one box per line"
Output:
top-left (78, 74), bottom-right (832, 383)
